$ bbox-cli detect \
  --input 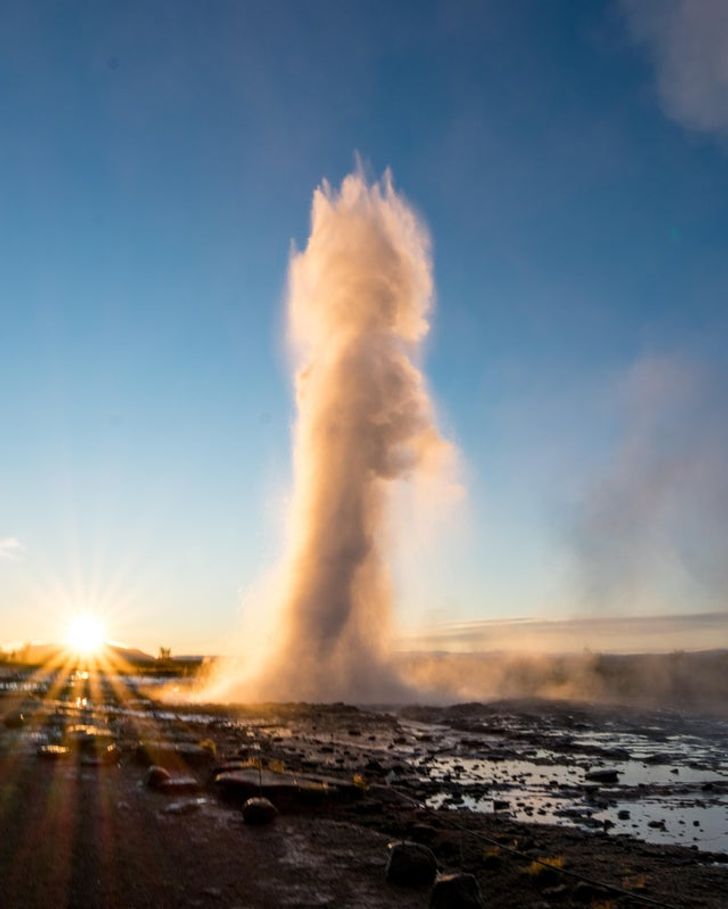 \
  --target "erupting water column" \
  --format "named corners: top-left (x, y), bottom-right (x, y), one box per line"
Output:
top-left (181, 169), bottom-right (456, 707)
top-left (250, 169), bottom-right (452, 702)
